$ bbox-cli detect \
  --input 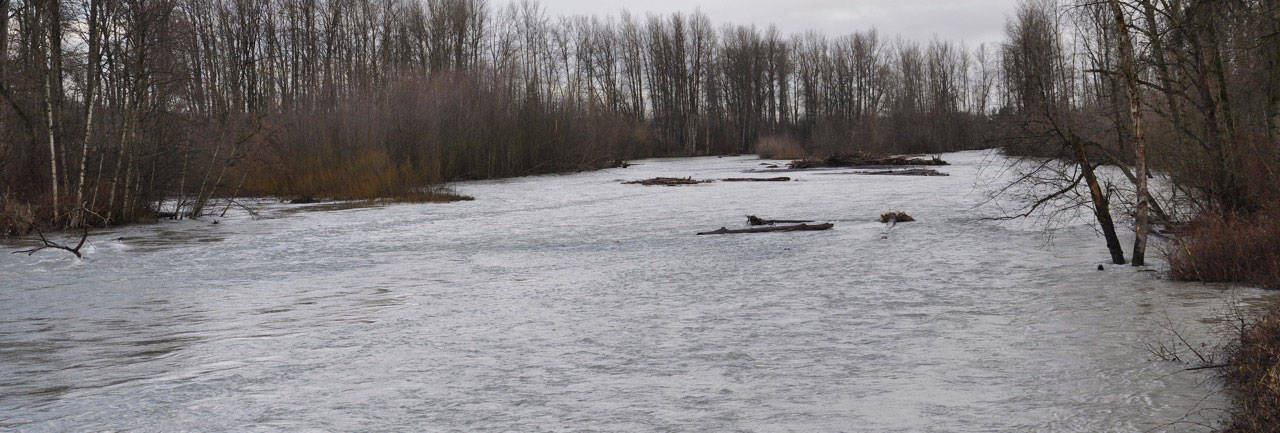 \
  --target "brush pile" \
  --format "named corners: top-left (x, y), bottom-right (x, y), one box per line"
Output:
top-left (880, 211), bottom-right (915, 223)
